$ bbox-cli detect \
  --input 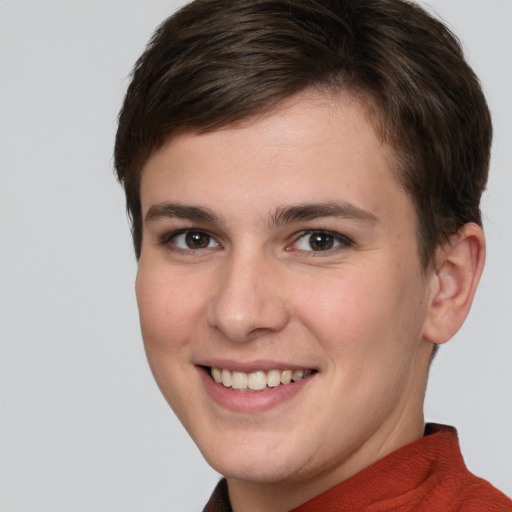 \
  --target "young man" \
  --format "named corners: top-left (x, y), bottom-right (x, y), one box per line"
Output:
top-left (114, 0), bottom-right (512, 510)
